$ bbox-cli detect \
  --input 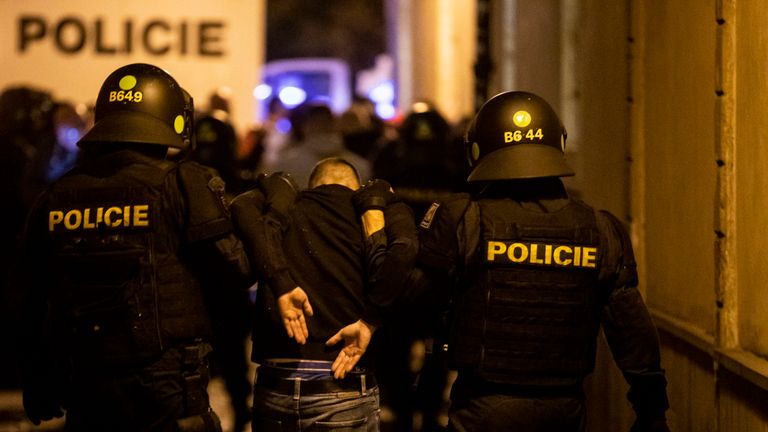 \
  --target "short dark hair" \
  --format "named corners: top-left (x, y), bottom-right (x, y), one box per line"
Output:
top-left (308, 157), bottom-right (360, 189)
